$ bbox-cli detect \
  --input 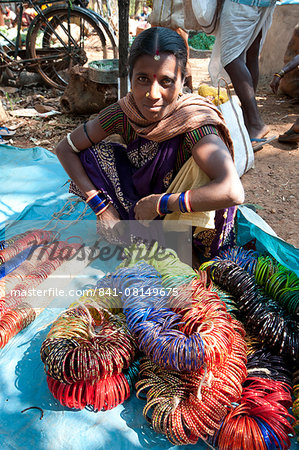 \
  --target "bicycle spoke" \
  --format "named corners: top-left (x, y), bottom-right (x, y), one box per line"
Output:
top-left (27, 5), bottom-right (117, 89)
